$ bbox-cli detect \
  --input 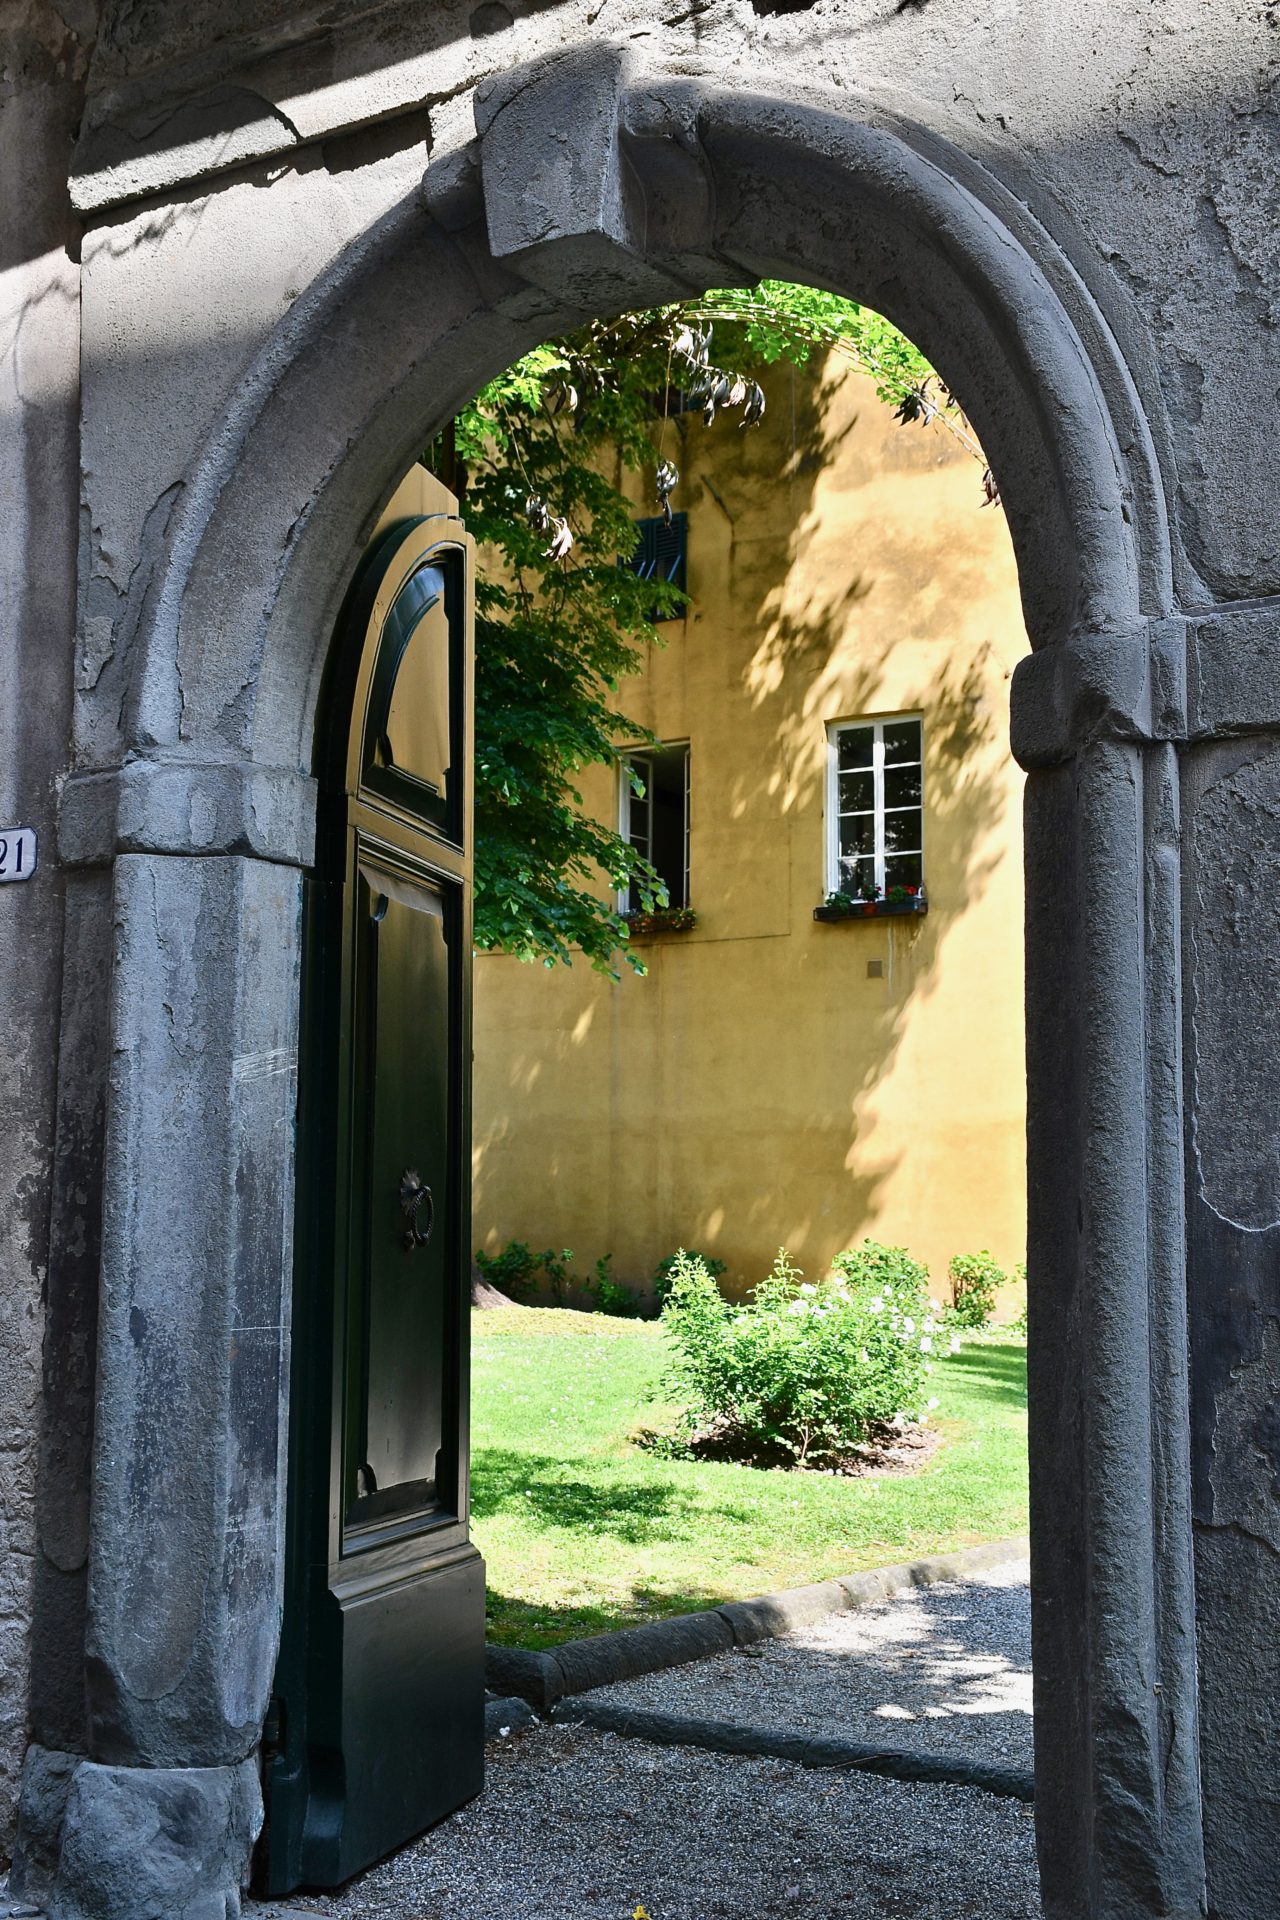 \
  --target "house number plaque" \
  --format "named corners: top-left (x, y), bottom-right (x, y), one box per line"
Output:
top-left (0, 828), bottom-right (37, 883)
